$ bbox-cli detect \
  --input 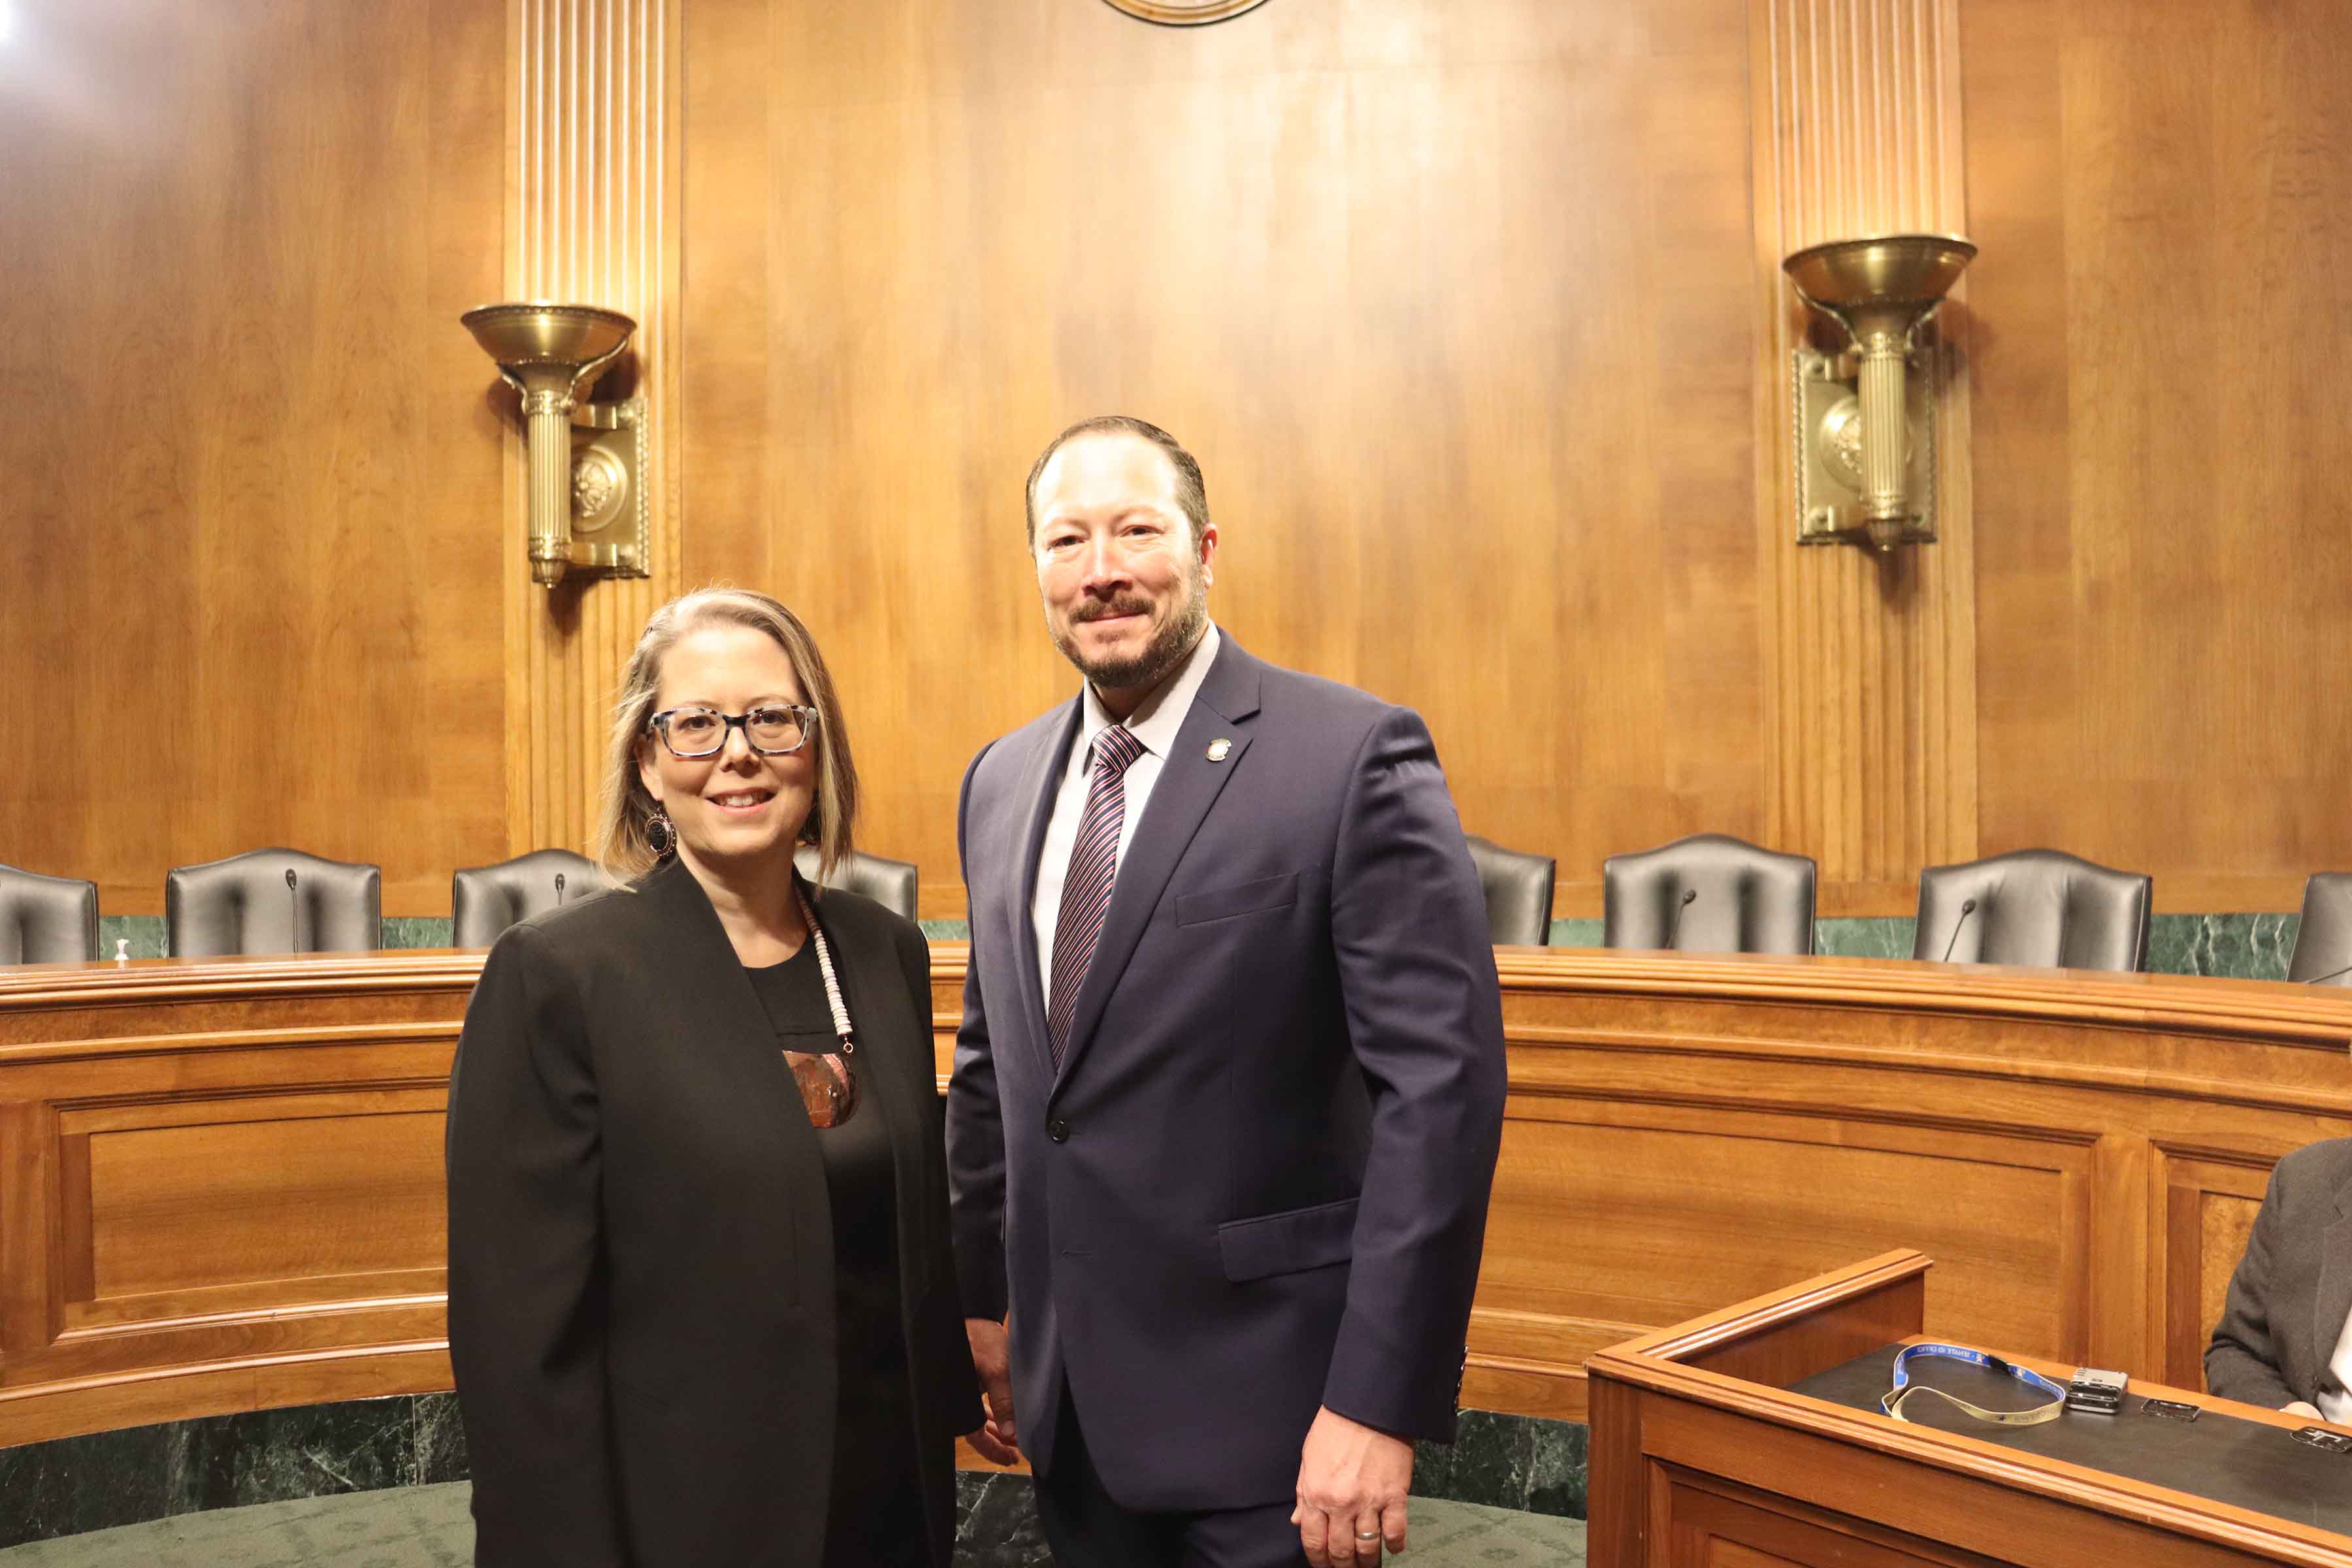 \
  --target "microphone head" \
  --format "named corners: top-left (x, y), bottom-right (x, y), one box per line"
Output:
top-left (1680, 888), bottom-right (1697, 905)
top-left (1959, 897), bottom-right (1976, 913)
top-left (286, 869), bottom-right (297, 890)
top-left (554, 873), bottom-right (566, 892)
